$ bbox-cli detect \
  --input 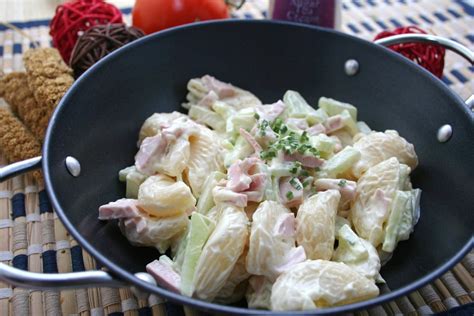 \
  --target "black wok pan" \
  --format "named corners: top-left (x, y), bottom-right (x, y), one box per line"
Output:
top-left (0, 20), bottom-right (473, 315)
